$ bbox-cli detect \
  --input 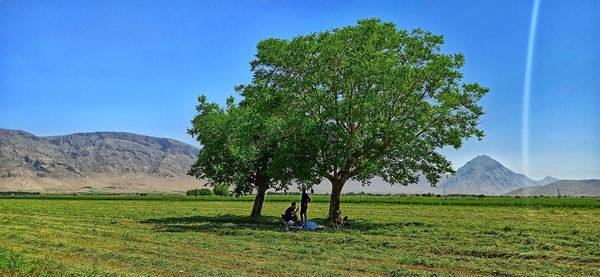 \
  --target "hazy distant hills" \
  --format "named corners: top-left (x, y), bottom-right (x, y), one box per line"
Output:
top-left (536, 176), bottom-right (560, 186)
top-left (0, 129), bottom-right (203, 193)
top-left (505, 180), bottom-right (600, 197)
top-left (314, 155), bottom-right (566, 196)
